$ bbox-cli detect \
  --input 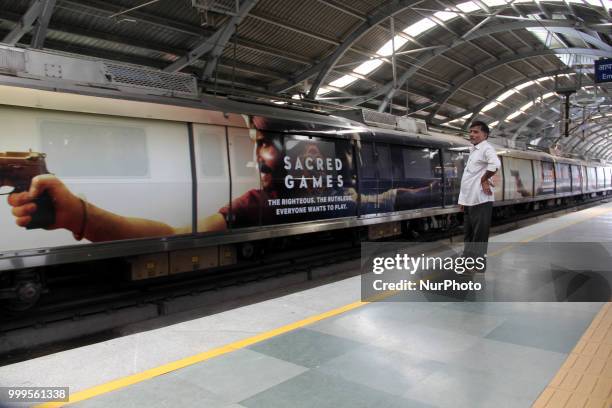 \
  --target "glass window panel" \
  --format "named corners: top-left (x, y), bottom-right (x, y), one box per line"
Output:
top-left (41, 120), bottom-right (148, 177)
top-left (360, 142), bottom-right (376, 178)
top-left (230, 130), bottom-right (259, 178)
top-left (376, 144), bottom-right (393, 180)
top-left (391, 148), bottom-right (404, 181)
top-left (198, 126), bottom-right (226, 177)
top-left (402, 147), bottom-right (433, 179)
